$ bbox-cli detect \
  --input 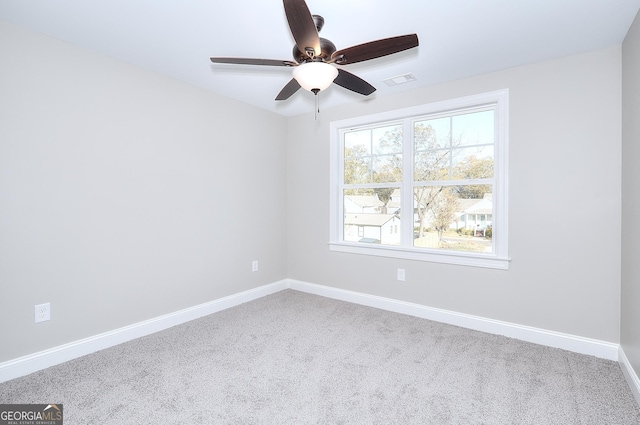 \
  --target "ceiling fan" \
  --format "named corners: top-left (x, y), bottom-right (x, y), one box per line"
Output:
top-left (210, 0), bottom-right (419, 102)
